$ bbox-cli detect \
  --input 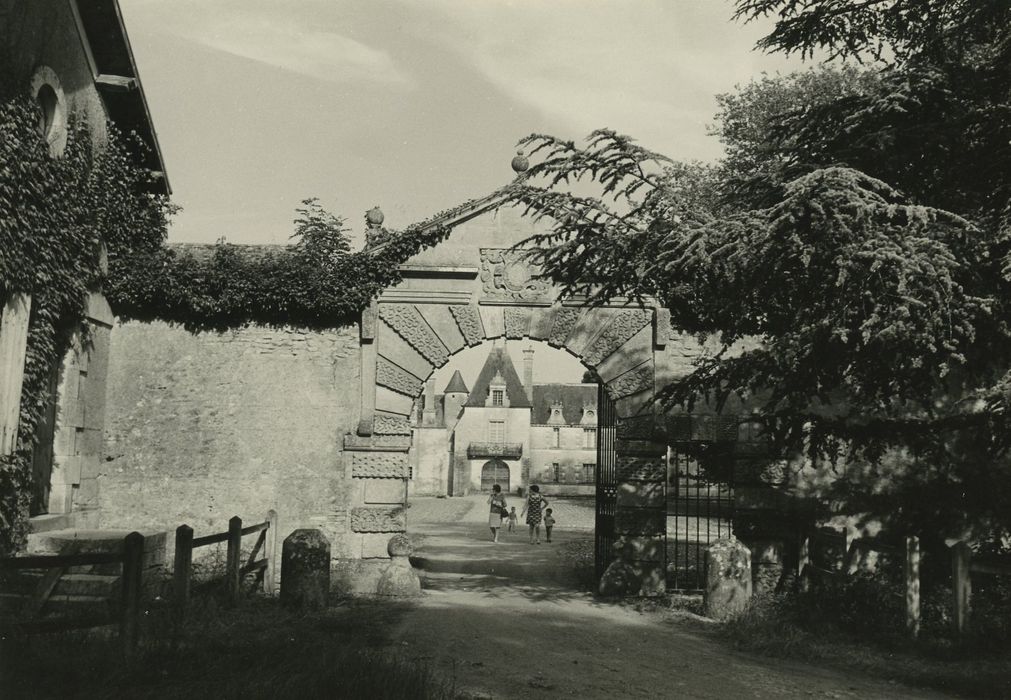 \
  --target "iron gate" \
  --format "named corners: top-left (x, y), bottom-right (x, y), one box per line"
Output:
top-left (594, 383), bottom-right (618, 580)
top-left (667, 445), bottom-right (735, 592)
